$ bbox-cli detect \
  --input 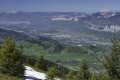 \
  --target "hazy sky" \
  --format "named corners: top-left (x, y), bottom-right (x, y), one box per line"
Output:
top-left (0, 0), bottom-right (120, 13)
